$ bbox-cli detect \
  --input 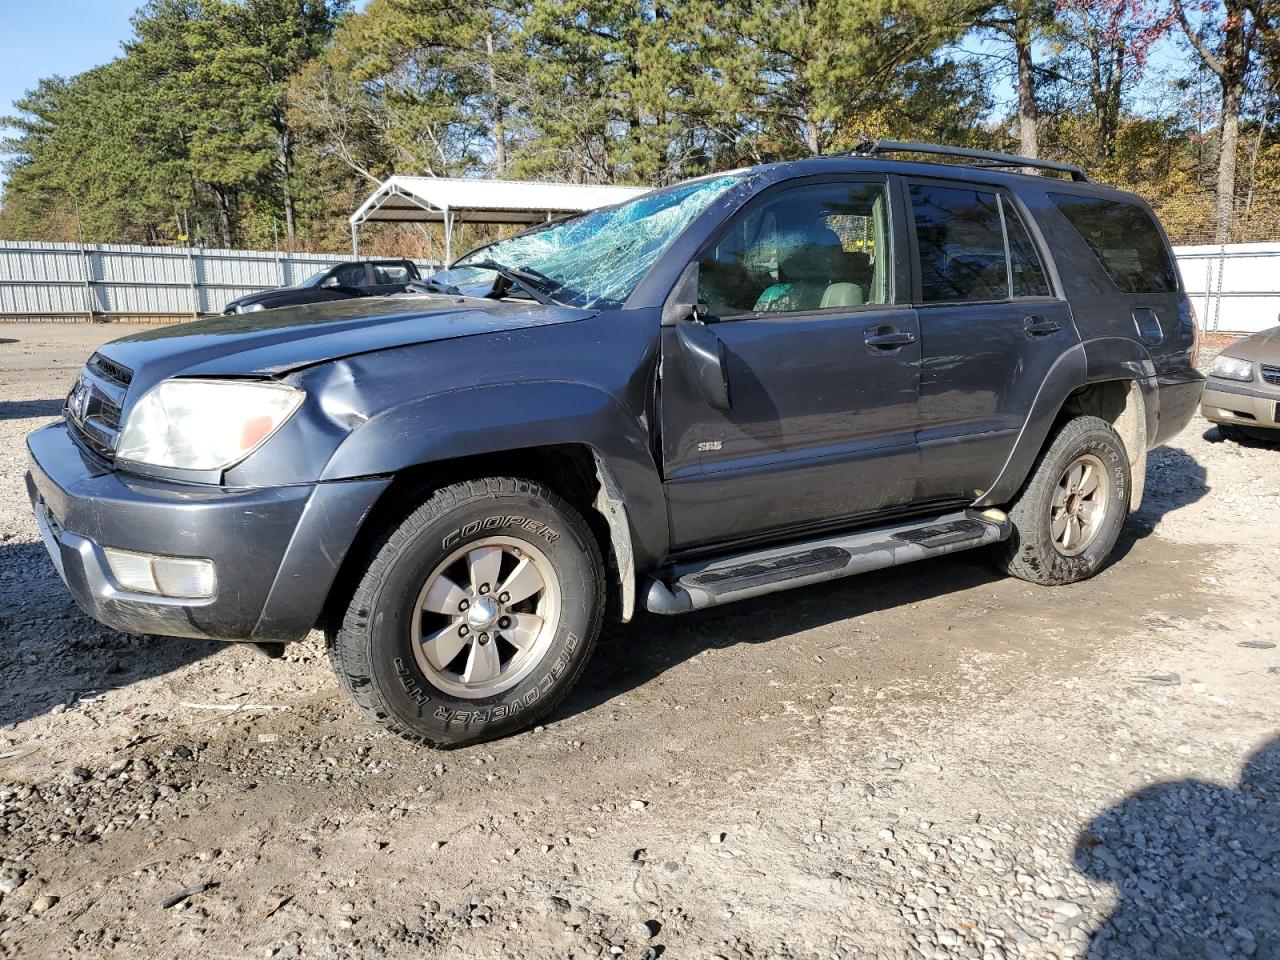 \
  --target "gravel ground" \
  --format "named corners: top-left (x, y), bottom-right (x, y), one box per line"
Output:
top-left (0, 323), bottom-right (1278, 960)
